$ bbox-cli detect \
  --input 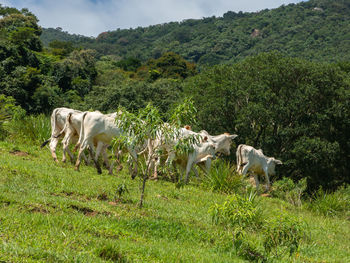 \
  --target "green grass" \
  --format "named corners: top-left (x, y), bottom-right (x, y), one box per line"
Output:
top-left (0, 140), bottom-right (349, 262)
